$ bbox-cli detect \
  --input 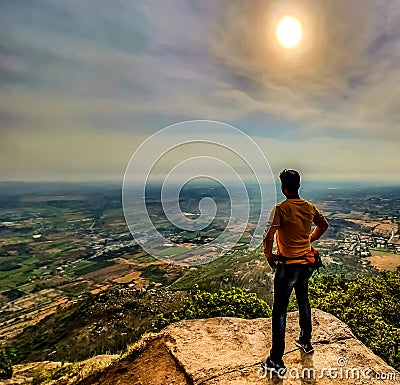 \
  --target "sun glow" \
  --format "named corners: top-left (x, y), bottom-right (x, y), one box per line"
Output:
top-left (276, 15), bottom-right (303, 48)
